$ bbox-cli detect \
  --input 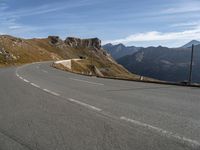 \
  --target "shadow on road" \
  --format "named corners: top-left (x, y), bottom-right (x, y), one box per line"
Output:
top-left (107, 86), bottom-right (174, 92)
